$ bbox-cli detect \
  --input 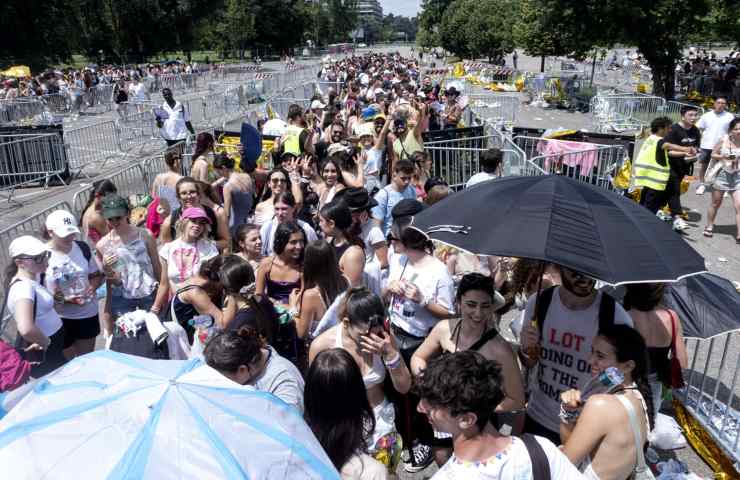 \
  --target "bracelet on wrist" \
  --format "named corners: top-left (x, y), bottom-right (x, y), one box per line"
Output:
top-left (383, 352), bottom-right (402, 369)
